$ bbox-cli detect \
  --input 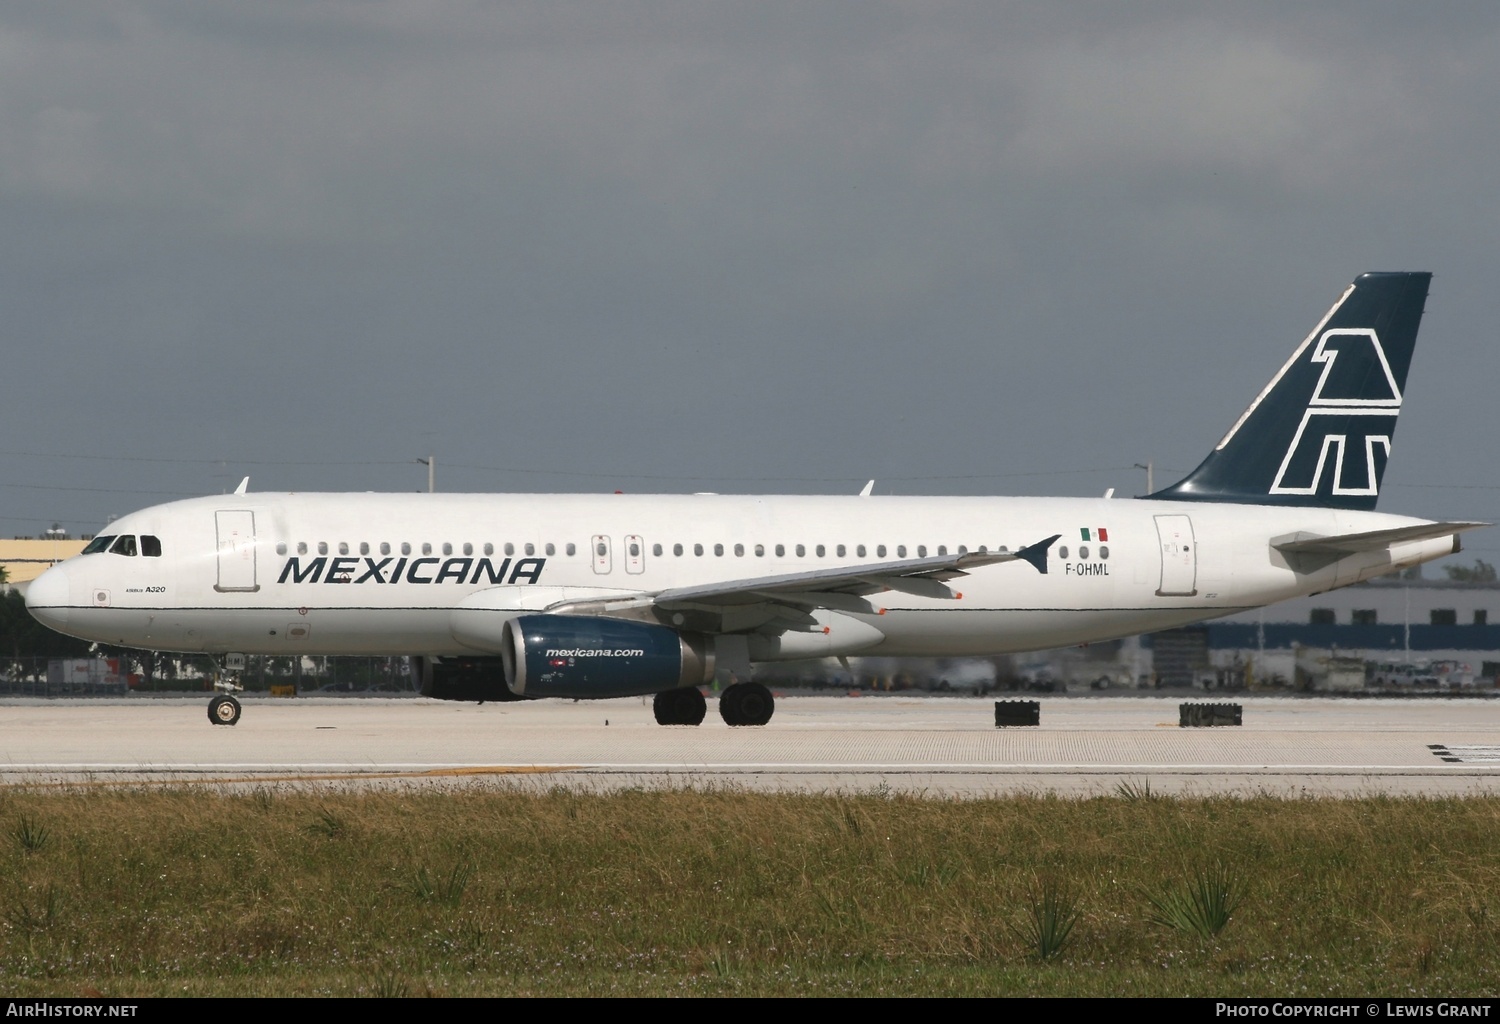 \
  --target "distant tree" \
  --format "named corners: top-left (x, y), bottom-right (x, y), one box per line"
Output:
top-left (0, 591), bottom-right (92, 660)
top-left (1445, 559), bottom-right (1498, 583)
top-left (92, 643), bottom-right (159, 687)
